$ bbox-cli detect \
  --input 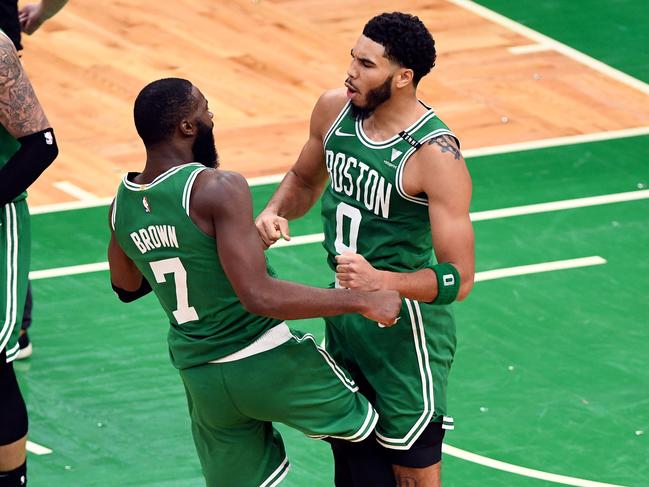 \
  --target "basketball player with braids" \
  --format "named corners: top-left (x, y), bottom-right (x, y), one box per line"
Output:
top-left (257, 12), bottom-right (475, 486)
